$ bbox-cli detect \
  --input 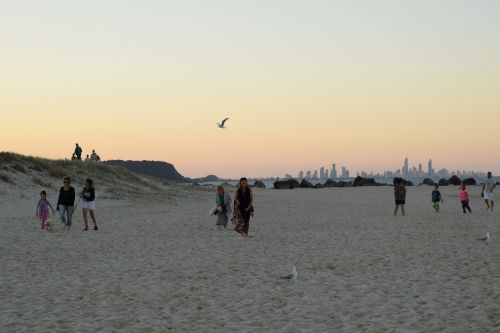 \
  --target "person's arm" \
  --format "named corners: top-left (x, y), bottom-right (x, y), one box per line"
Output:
top-left (481, 183), bottom-right (485, 193)
top-left (88, 188), bottom-right (95, 201)
top-left (36, 201), bottom-right (40, 216)
top-left (246, 190), bottom-right (254, 211)
top-left (70, 188), bottom-right (75, 206)
top-left (56, 188), bottom-right (62, 208)
top-left (47, 201), bottom-right (55, 213)
top-left (440, 193), bottom-right (444, 203)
